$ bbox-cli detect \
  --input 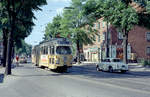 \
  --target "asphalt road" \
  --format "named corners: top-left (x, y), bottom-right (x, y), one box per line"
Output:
top-left (0, 63), bottom-right (150, 97)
